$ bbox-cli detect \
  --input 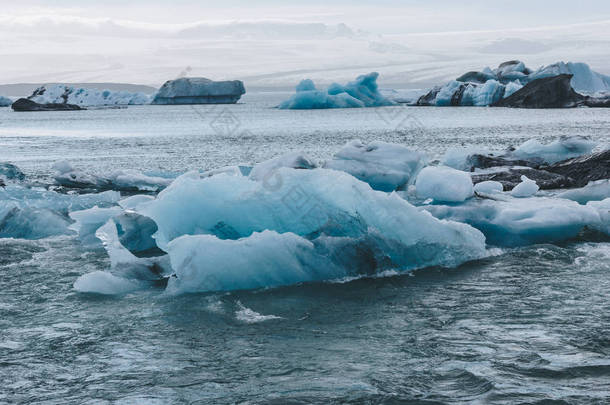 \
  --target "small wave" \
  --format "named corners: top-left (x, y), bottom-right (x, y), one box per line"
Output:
top-left (235, 301), bottom-right (282, 324)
